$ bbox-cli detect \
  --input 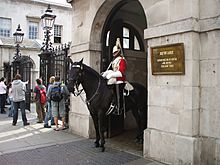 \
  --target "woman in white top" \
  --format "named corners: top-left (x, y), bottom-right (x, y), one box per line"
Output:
top-left (0, 77), bottom-right (7, 114)
top-left (8, 83), bottom-right (14, 117)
